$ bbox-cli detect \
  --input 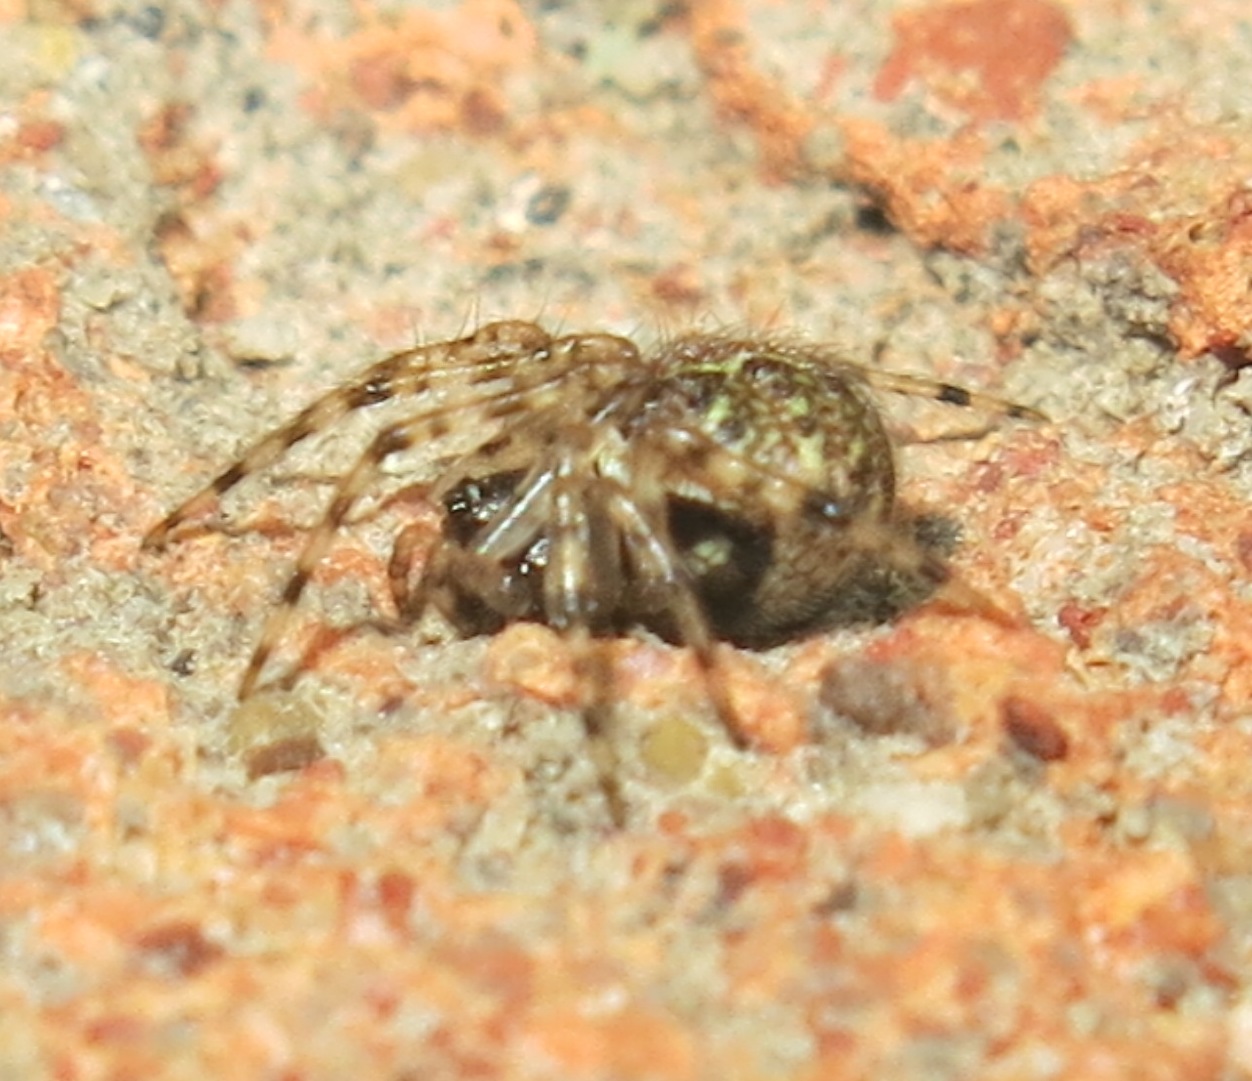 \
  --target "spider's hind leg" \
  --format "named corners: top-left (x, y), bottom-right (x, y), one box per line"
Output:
top-left (858, 366), bottom-right (1047, 424)
top-left (843, 511), bottom-right (1021, 630)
